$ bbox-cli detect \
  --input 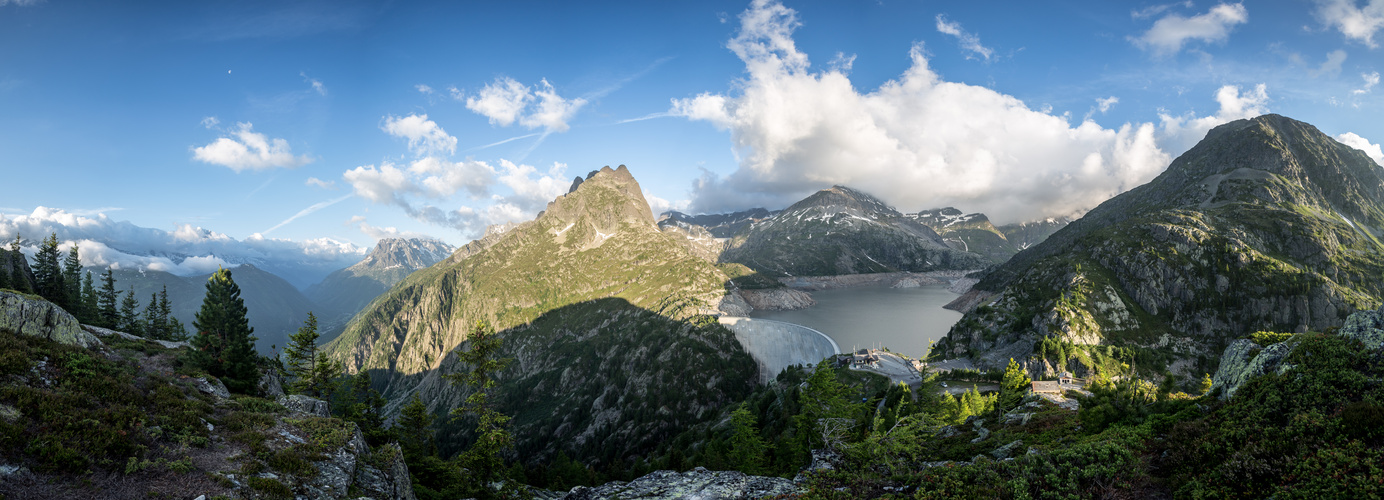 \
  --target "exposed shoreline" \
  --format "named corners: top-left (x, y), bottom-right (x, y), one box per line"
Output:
top-left (777, 270), bottom-right (981, 294)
